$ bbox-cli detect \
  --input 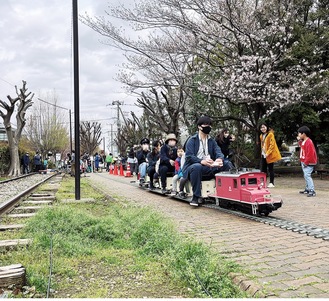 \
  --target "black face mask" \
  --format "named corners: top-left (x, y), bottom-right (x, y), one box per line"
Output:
top-left (201, 126), bottom-right (211, 134)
